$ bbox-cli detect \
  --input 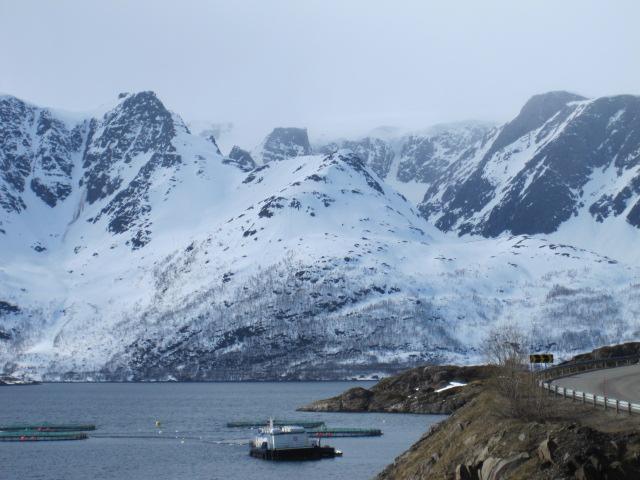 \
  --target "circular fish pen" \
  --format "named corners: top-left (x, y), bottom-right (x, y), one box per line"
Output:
top-left (0, 431), bottom-right (89, 442)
